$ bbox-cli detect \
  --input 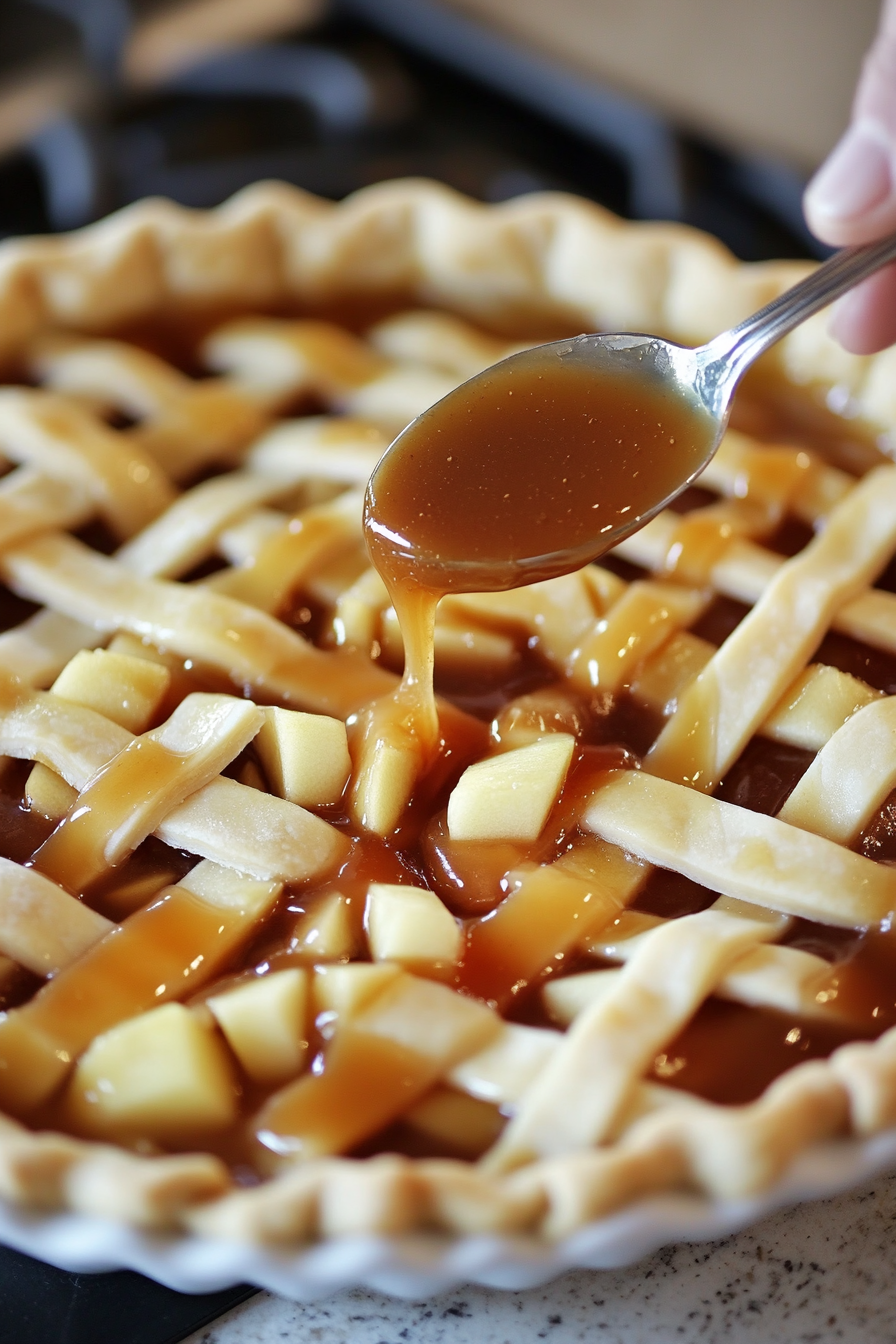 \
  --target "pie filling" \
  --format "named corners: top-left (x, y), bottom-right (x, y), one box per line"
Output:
top-left (0, 183), bottom-right (895, 1239)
